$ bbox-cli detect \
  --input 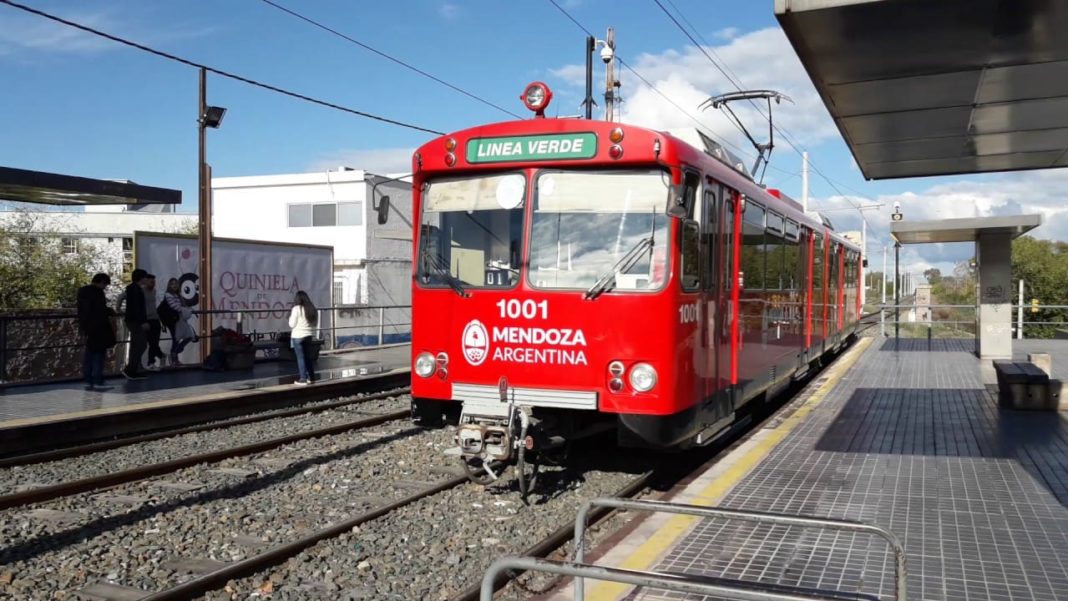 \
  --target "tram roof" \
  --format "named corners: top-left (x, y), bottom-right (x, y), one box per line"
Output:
top-left (890, 214), bottom-right (1042, 244)
top-left (775, 0), bottom-right (1068, 179)
top-left (0, 166), bottom-right (181, 206)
